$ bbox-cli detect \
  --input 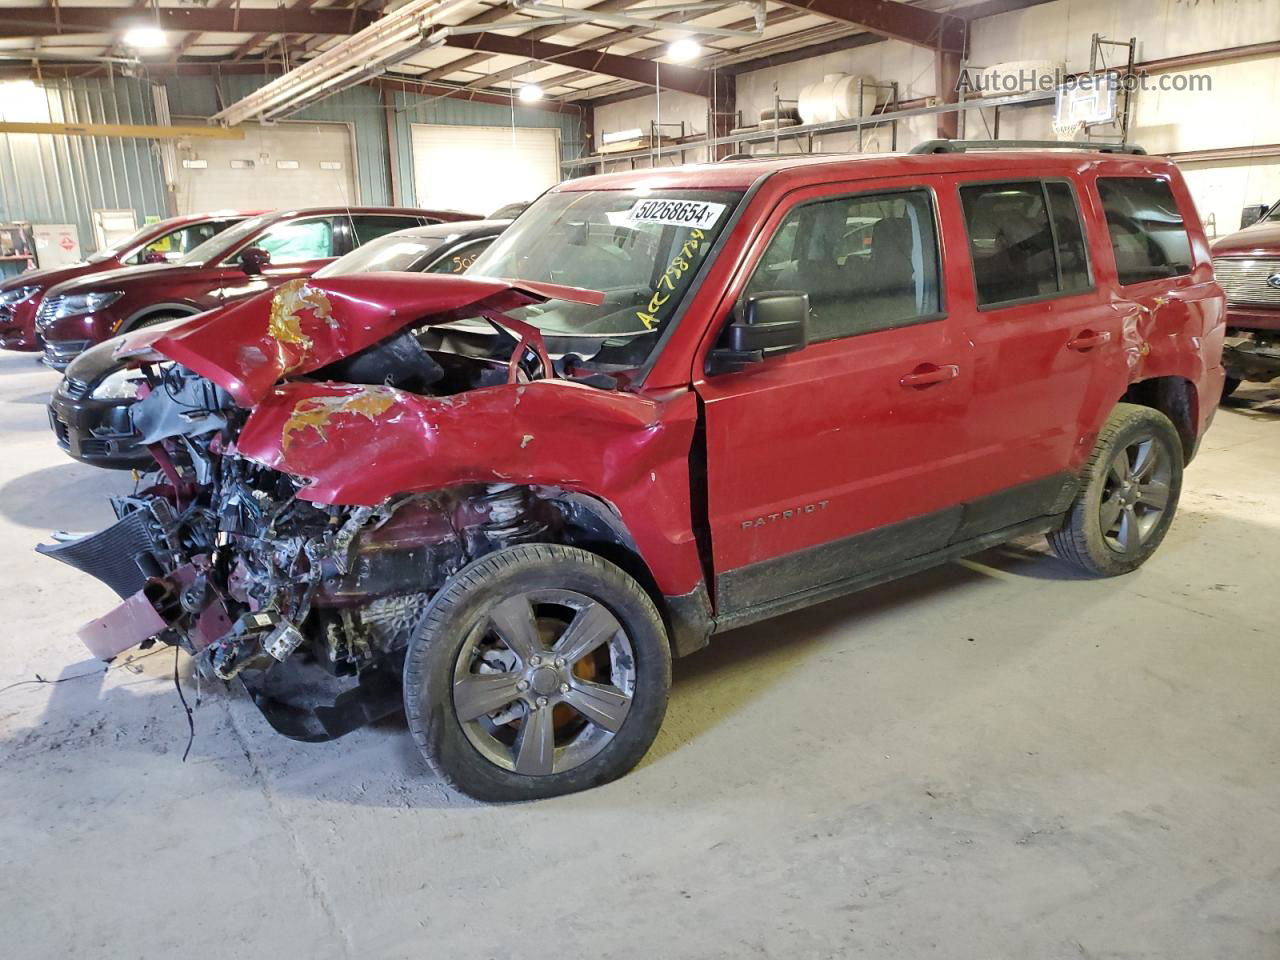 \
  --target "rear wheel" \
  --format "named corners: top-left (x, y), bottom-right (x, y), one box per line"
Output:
top-left (1048, 403), bottom-right (1183, 577)
top-left (403, 544), bottom-right (671, 801)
